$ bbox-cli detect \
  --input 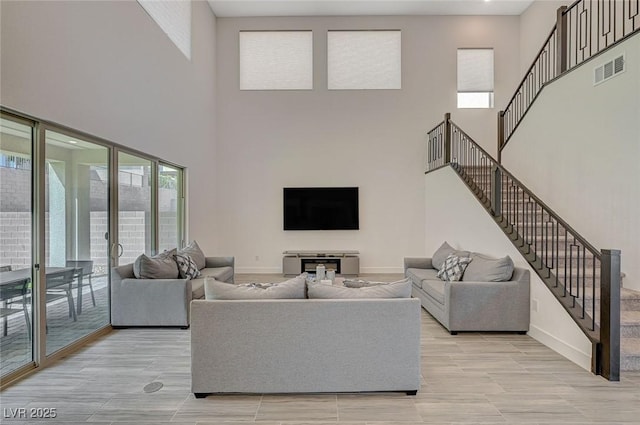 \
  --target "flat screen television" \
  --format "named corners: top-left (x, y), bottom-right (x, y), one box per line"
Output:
top-left (283, 187), bottom-right (359, 230)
